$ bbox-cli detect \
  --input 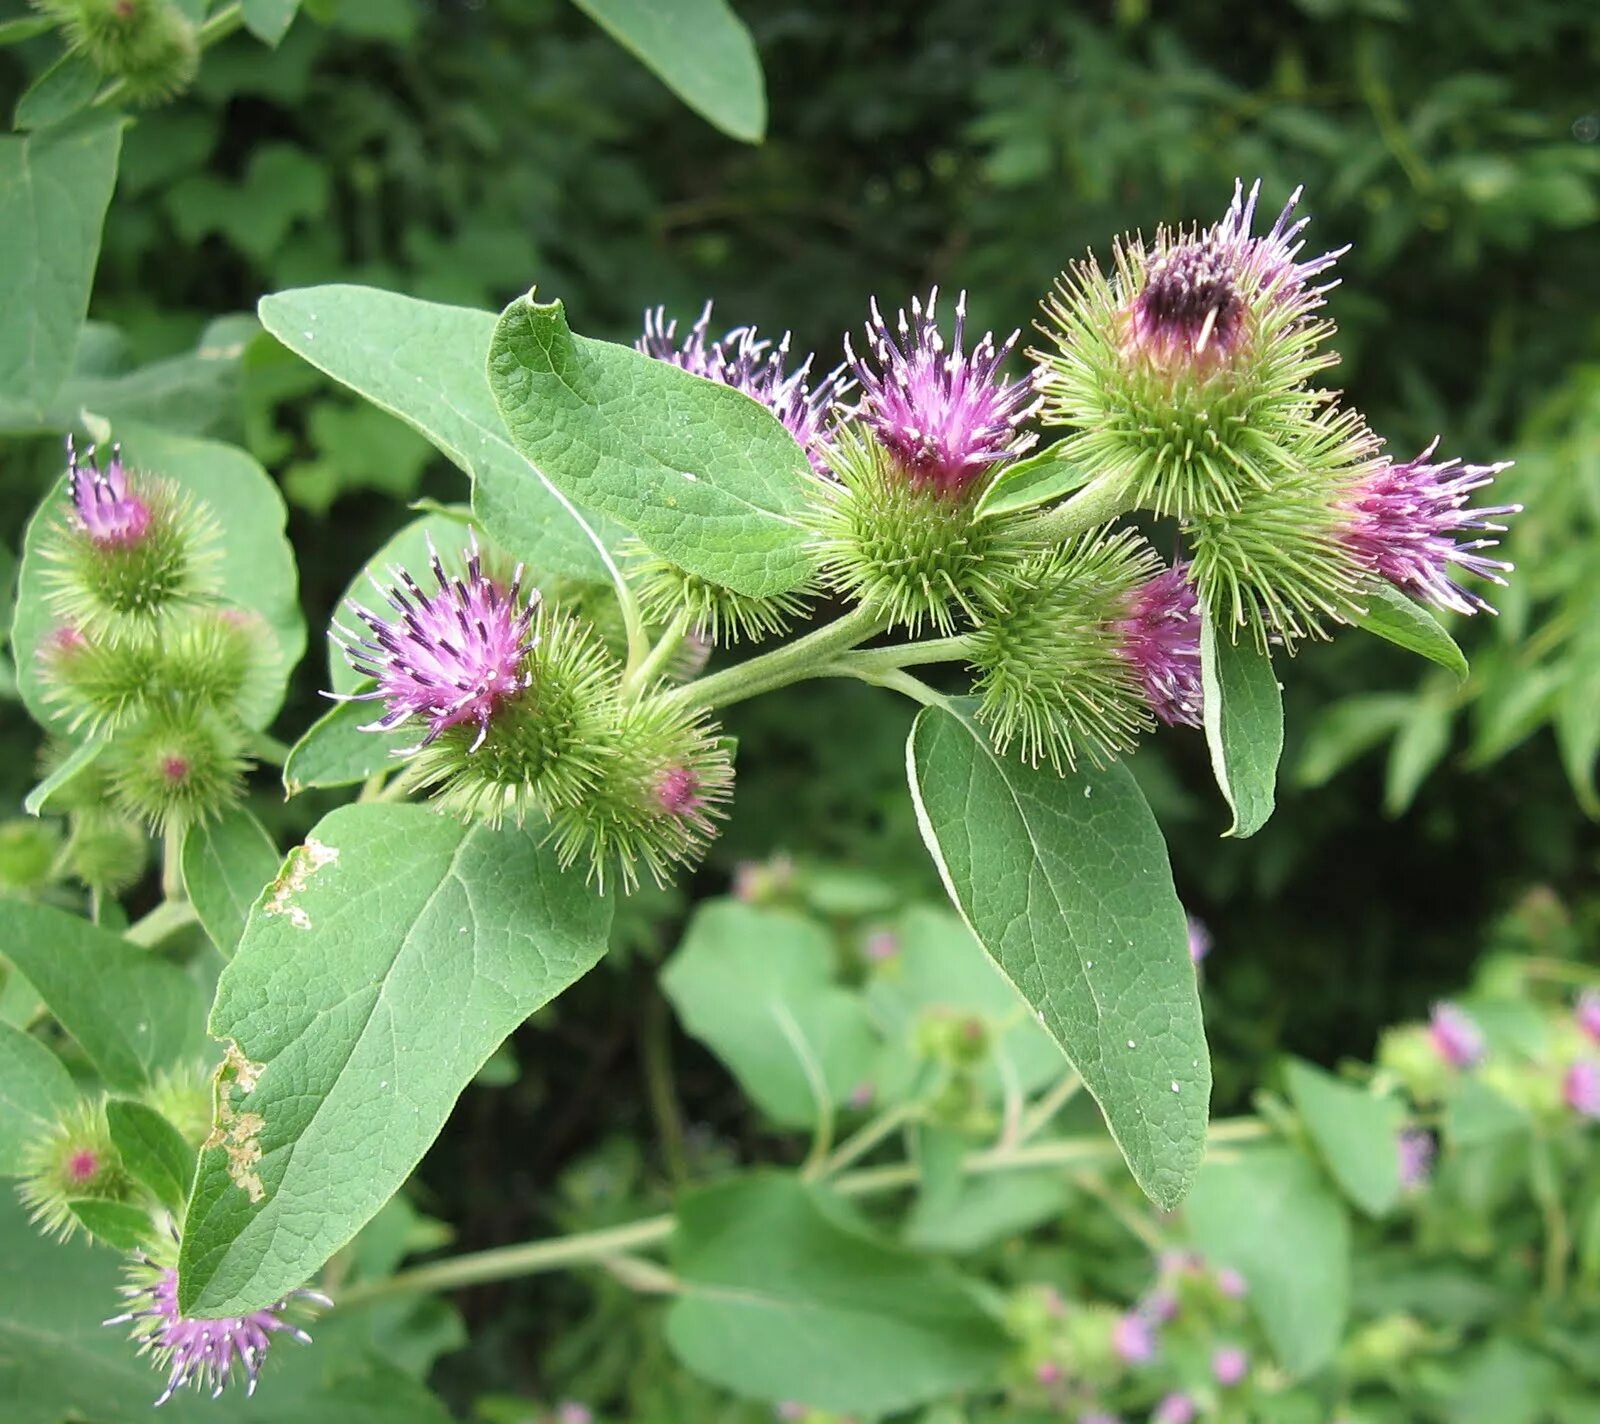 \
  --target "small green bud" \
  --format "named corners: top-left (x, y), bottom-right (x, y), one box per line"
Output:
top-left (37, 623), bottom-right (159, 734)
top-left (0, 818), bottom-right (62, 896)
top-left (629, 543), bottom-right (813, 648)
top-left (916, 1008), bottom-right (994, 1070)
top-left (807, 425), bottom-right (1032, 634)
top-left (967, 532), bottom-right (1158, 771)
top-left (104, 707), bottom-right (249, 834)
top-left (1376, 1023), bottom-right (1451, 1105)
top-left (63, 809), bottom-right (149, 895)
top-left (48, 0), bottom-right (199, 103)
top-left (18, 1097), bottom-right (134, 1242)
top-left (141, 1063), bottom-right (214, 1148)
top-left (163, 606), bottom-right (281, 726)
